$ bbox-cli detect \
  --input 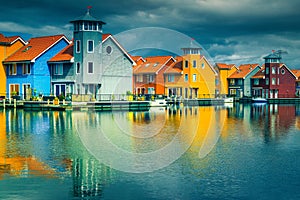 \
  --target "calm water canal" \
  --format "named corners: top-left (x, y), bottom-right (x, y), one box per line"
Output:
top-left (0, 104), bottom-right (300, 200)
